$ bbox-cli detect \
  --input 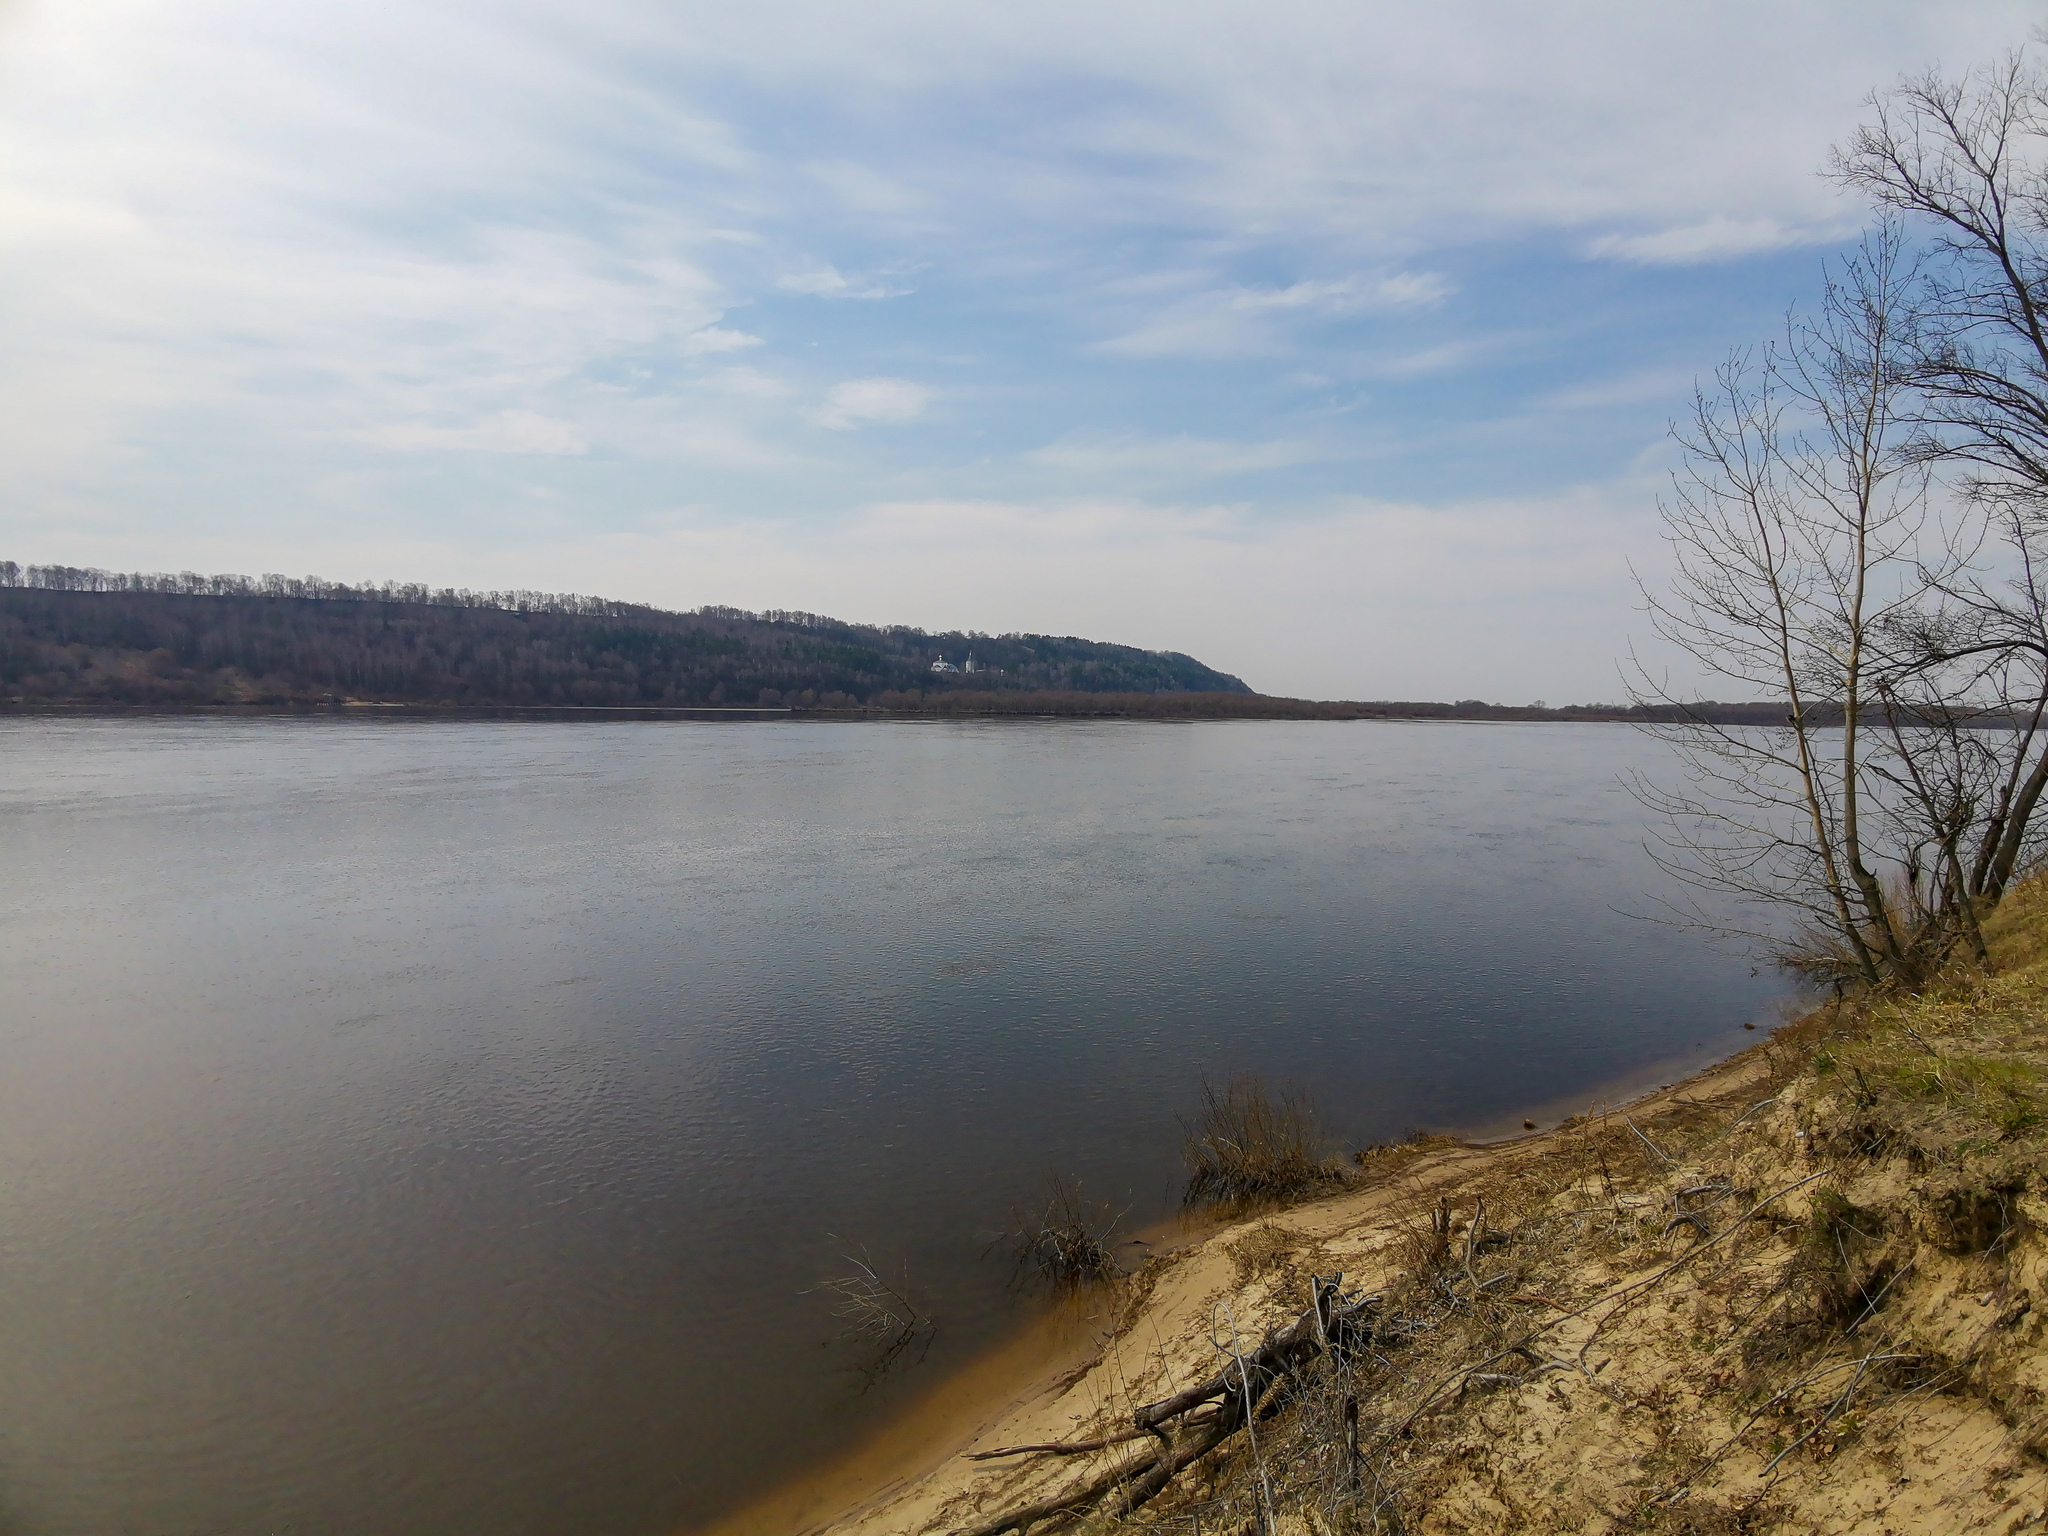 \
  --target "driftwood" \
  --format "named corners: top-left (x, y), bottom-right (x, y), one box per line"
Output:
top-left (1135, 1272), bottom-right (1369, 1426)
top-left (955, 1274), bottom-right (1375, 1534)
top-left (954, 1446), bottom-right (1173, 1536)
top-left (965, 1425), bottom-right (1164, 1461)
top-left (1094, 1409), bottom-right (1241, 1519)
top-left (957, 1392), bottom-right (1253, 1536)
